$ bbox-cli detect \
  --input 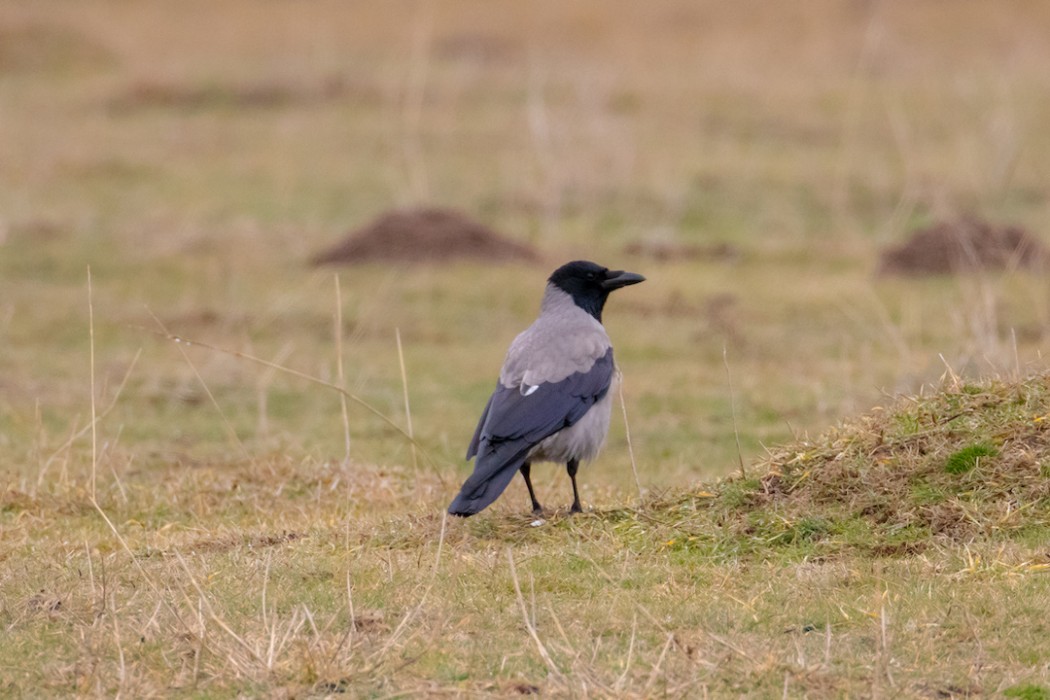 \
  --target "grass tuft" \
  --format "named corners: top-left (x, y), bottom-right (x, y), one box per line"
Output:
top-left (944, 442), bottom-right (998, 475)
